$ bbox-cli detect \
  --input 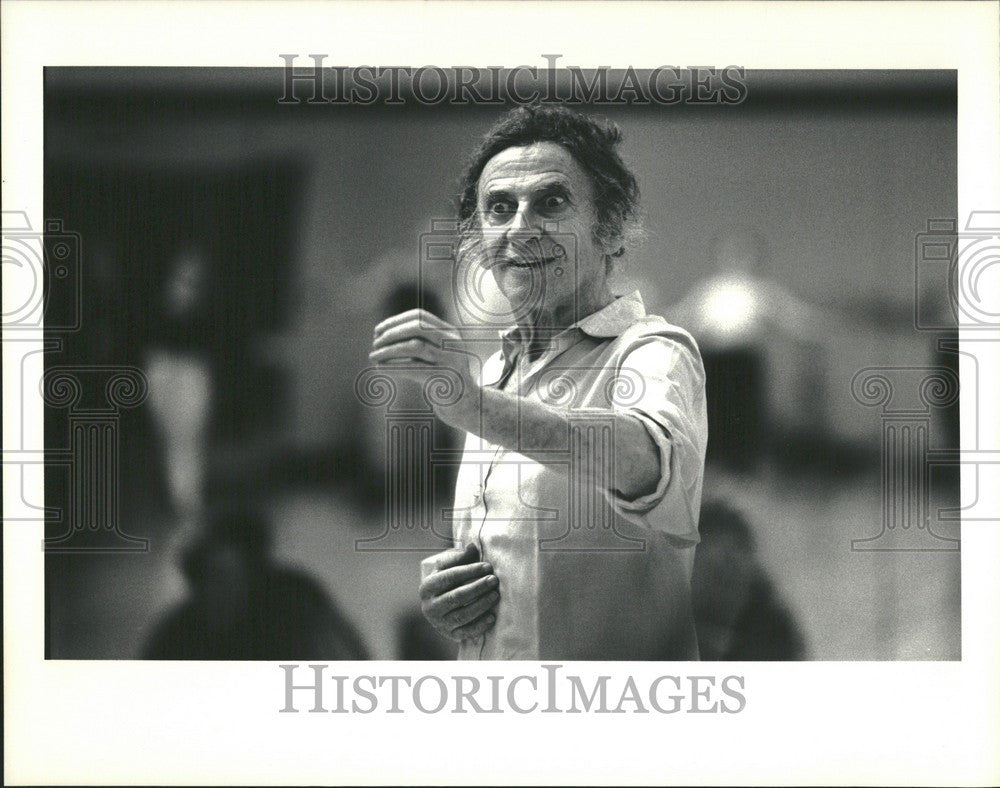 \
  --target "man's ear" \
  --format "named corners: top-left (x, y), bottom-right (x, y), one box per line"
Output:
top-left (601, 234), bottom-right (626, 258)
